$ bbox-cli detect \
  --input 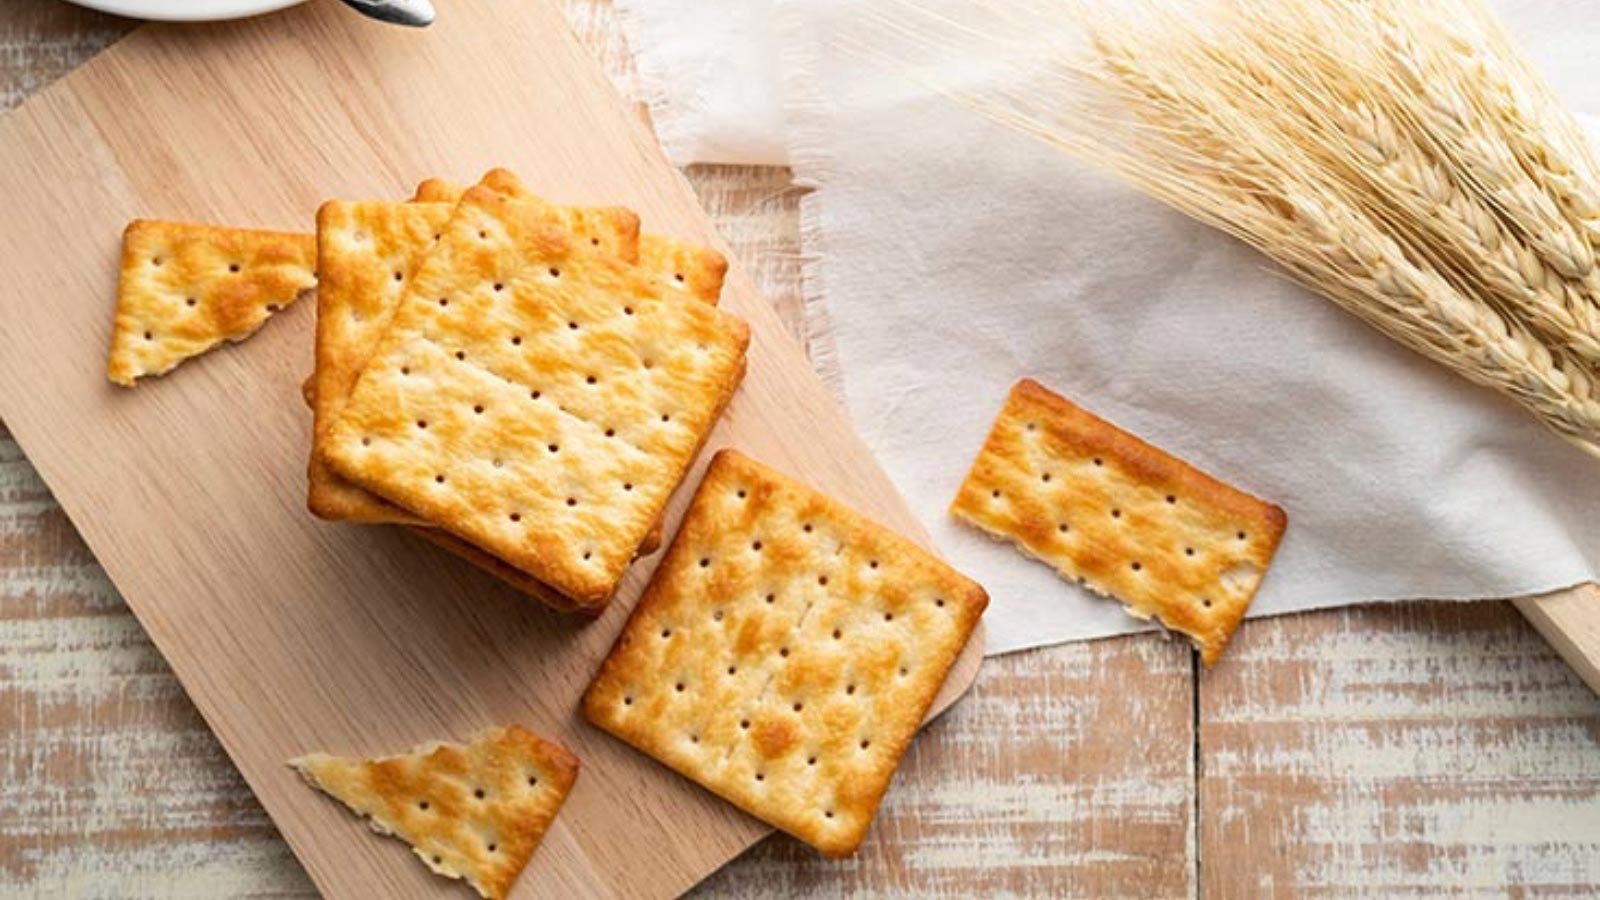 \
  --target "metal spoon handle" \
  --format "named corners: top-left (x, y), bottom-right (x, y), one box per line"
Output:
top-left (336, 0), bottom-right (436, 27)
